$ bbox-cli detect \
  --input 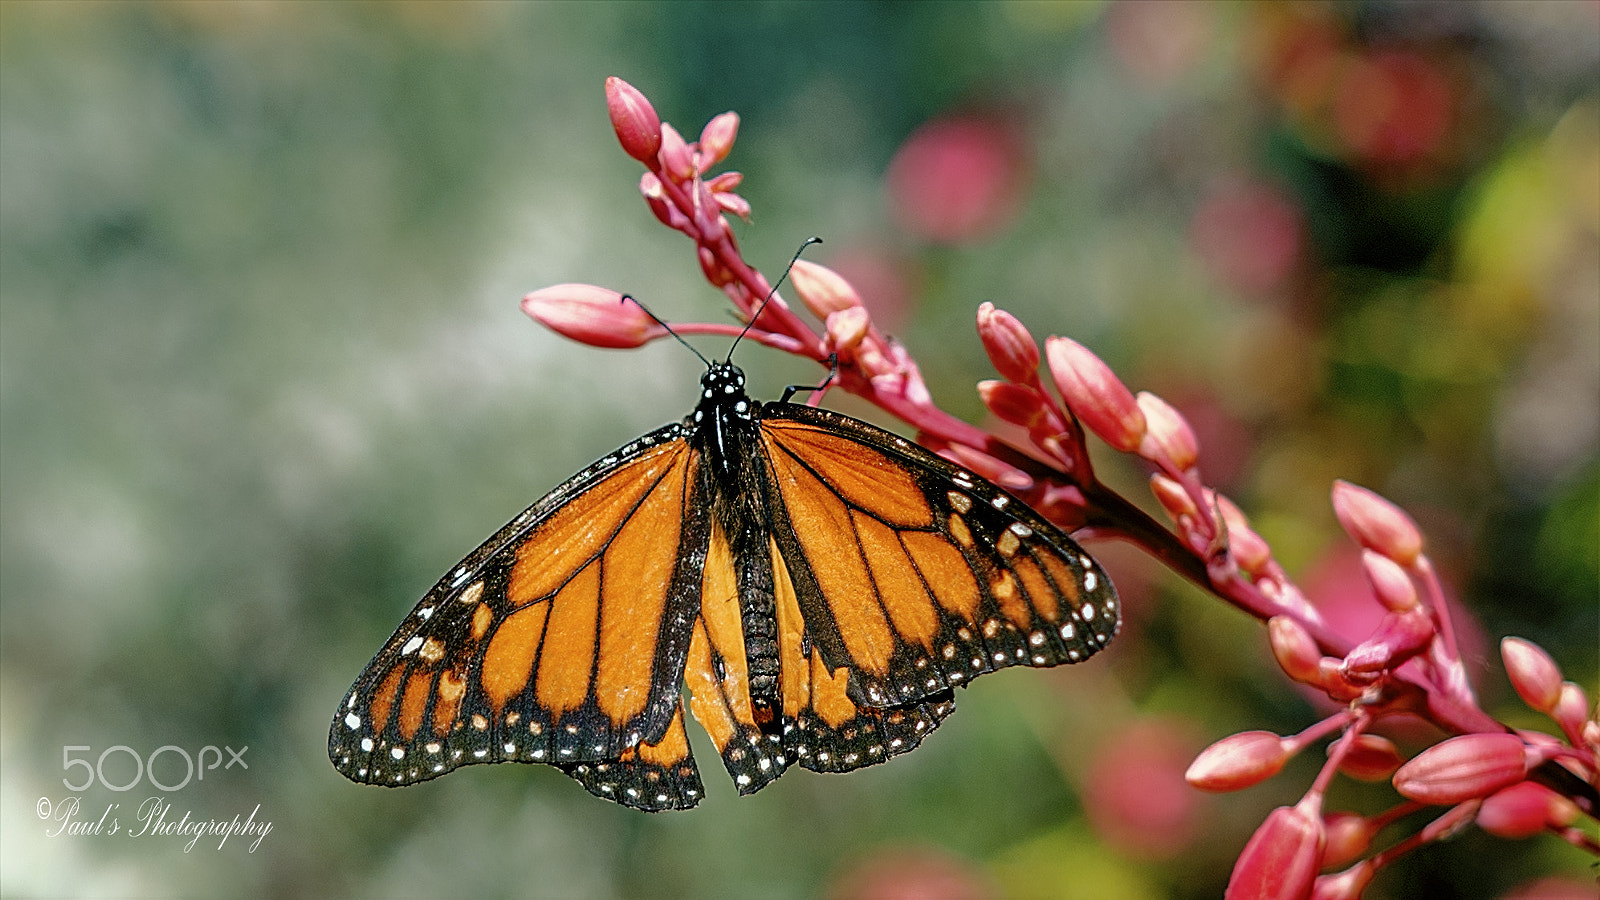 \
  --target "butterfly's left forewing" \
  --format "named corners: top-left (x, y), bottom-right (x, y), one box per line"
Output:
top-left (330, 424), bottom-right (712, 810)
